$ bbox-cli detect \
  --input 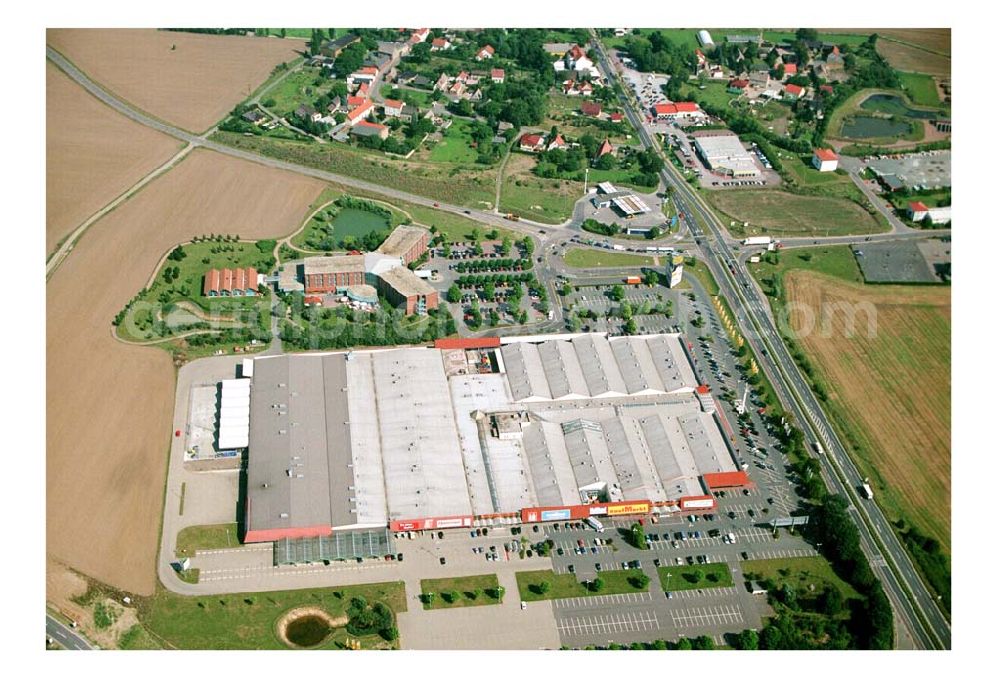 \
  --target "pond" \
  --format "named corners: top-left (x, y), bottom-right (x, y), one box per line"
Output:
top-left (329, 208), bottom-right (391, 239)
top-left (284, 614), bottom-right (331, 648)
top-left (839, 115), bottom-right (912, 139)
top-left (860, 93), bottom-right (937, 120)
